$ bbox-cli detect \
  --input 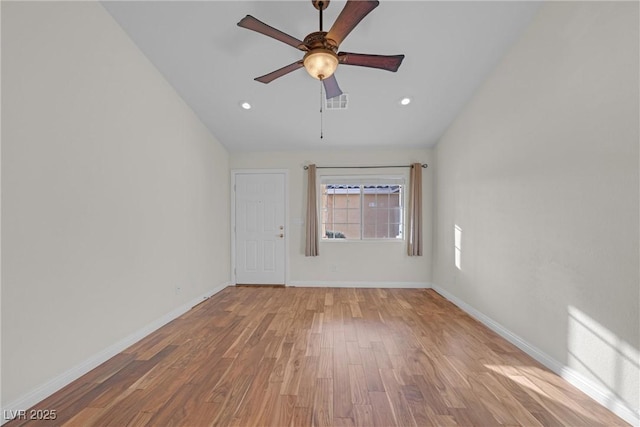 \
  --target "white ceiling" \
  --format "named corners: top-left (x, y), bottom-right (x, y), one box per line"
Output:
top-left (101, 1), bottom-right (541, 152)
